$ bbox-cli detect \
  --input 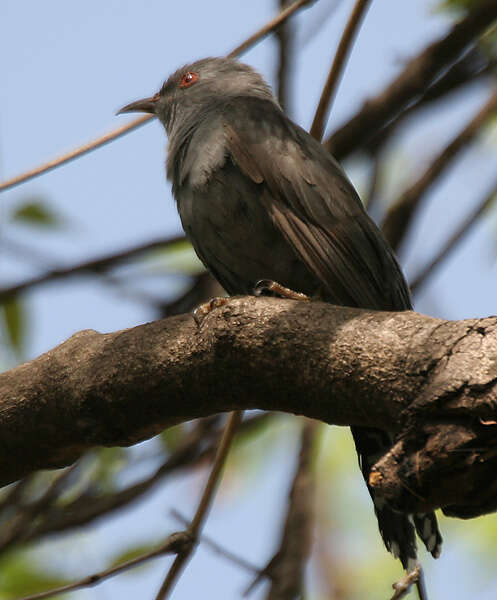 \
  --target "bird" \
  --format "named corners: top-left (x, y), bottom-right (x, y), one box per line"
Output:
top-left (119, 56), bottom-right (442, 572)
